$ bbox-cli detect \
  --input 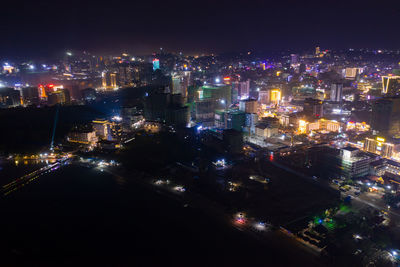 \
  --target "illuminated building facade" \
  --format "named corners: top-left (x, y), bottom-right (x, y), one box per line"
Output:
top-left (315, 46), bottom-right (320, 56)
top-left (258, 89), bottom-right (281, 105)
top-left (92, 119), bottom-right (122, 141)
top-left (270, 89), bottom-right (281, 104)
top-left (67, 130), bottom-right (98, 146)
top-left (298, 118), bottom-right (341, 134)
top-left (47, 89), bottom-right (70, 106)
top-left (2, 63), bottom-right (14, 74)
top-left (346, 121), bottom-right (370, 132)
top-left (382, 76), bottom-right (400, 95)
top-left (152, 58), bottom-right (160, 71)
top-left (344, 68), bottom-right (362, 80)
top-left (102, 71), bottom-right (118, 90)
top-left (364, 137), bottom-right (394, 158)
top-left (357, 82), bottom-right (372, 93)
top-left (92, 119), bottom-right (111, 140)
